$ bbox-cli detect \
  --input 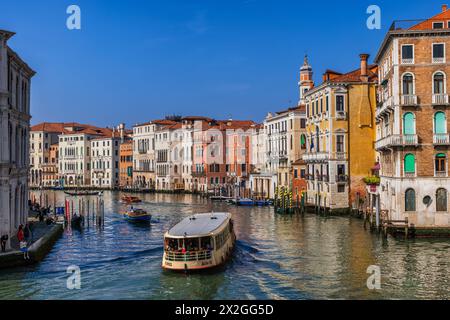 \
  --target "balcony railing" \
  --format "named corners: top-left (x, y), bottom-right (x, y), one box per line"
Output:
top-left (432, 94), bottom-right (450, 106)
top-left (334, 152), bottom-right (346, 160)
top-left (401, 58), bottom-right (414, 65)
top-left (165, 250), bottom-right (212, 262)
top-left (432, 57), bottom-right (445, 64)
top-left (336, 111), bottom-right (347, 120)
top-left (401, 95), bottom-right (418, 106)
top-left (336, 174), bottom-right (349, 183)
top-left (435, 171), bottom-right (447, 178)
top-left (375, 134), bottom-right (418, 150)
top-left (433, 134), bottom-right (450, 145)
top-left (404, 172), bottom-right (416, 178)
top-left (376, 96), bottom-right (394, 119)
top-left (302, 152), bottom-right (329, 162)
